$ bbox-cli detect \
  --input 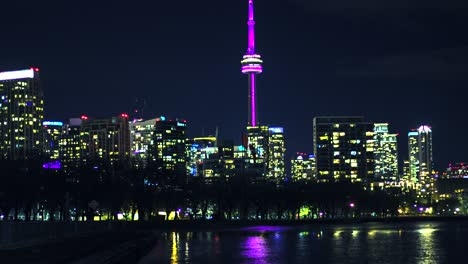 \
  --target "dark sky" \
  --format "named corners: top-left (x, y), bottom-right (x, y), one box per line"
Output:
top-left (1, 0), bottom-right (467, 172)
